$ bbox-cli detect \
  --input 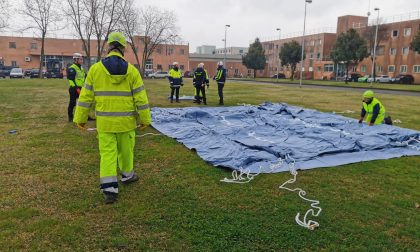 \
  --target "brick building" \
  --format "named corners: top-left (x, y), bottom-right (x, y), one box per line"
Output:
top-left (261, 12), bottom-right (420, 83)
top-left (0, 35), bottom-right (189, 75)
